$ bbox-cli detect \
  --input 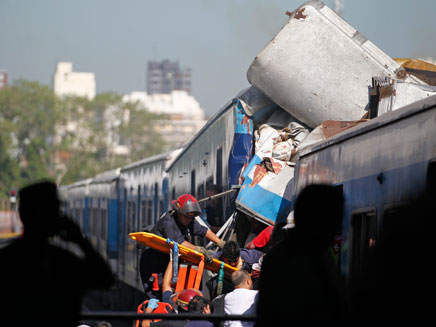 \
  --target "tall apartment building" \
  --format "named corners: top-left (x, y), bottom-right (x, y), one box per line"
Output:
top-left (53, 62), bottom-right (96, 100)
top-left (147, 60), bottom-right (191, 94)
